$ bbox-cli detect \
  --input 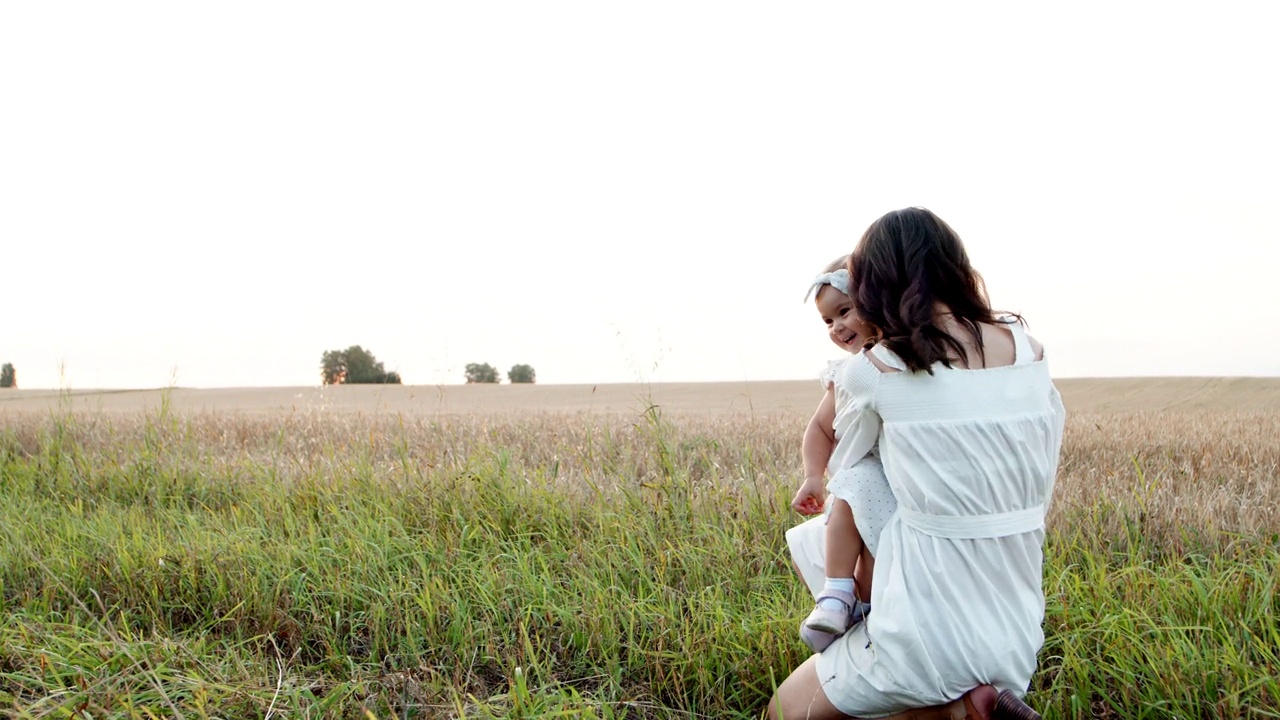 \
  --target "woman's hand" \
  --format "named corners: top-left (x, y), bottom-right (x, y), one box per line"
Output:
top-left (791, 476), bottom-right (826, 516)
